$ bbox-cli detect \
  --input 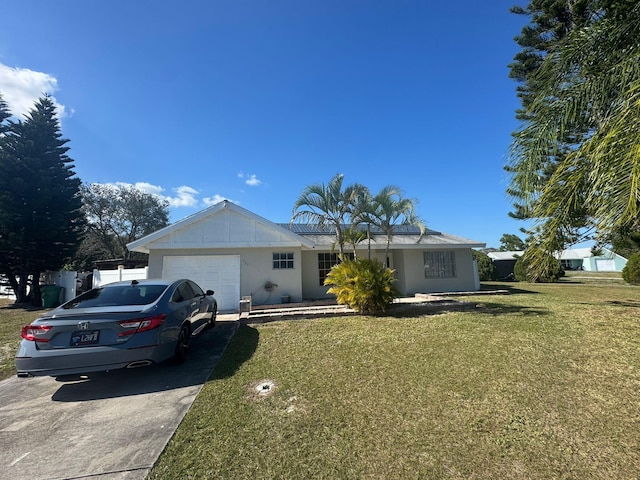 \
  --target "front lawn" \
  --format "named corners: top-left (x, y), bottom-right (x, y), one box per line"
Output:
top-left (0, 299), bottom-right (39, 380)
top-left (149, 279), bottom-right (640, 479)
